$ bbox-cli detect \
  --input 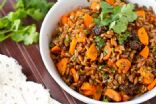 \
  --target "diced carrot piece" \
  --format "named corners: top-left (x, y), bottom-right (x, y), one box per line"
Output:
top-left (120, 92), bottom-right (130, 101)
top-left (140, 46), bottom-right (149, 58)
top-left (70, 68), bottom-right (79, 83)
top-left (84, 14), bottom-right (93, 28)
top-left (107, 59), bottom-right (114, 67)
top-left (61, 50), bottom-right (65, 56)
top-left (136, 10), bottom-right (145, 19)
top-left (147, 78), bottom-right (156, 90)
top-left (81, 82), bottom-right (96, 96)
top-left (103, 45), bottom-right (112, 60)
top-left (86, 43), bottom-right (98, 61)
top-left (139, 67), bottom-right (154, 84)
top-left (56, 58), bottom-right (68, 75)
top-left (81, 82), bottom-right (93, 90)
top-left (83, 90), bottom-right (94, 96)
top-left (69, 38), bottom-right (77, 55)
top-left (138, 27), bottom-right (149, 45)
top-left (93, 86), bottom-right (102, 100)
top-left (61, 15), bottom-right (68, 25)
top-left (139, 67), bottom-right (148, 77)
top-left (116, 59), bottom-right (131, 73)
top-left (51, 45), bottom-right (61, 54)
top-left (106, 0), bottom-right (115, 5)
top-left (105, 89), bottom-right (121, 102)
top-left (143, 75), bottom-right (154, 85)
